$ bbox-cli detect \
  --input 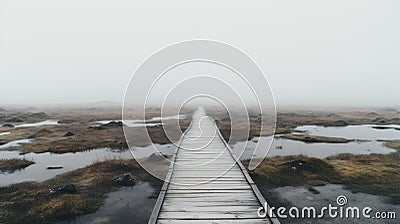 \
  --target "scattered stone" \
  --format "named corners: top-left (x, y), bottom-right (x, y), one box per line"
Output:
top-left (64, 131), bottom-right (75, 137)
top-left (49, 184), bottom-right (78, 195)
top-left (115, 173), bottom-right (135, 186)
top-left (46, 166), bottom-right (63, 170)
top-left (307, 186), bottom-right (321, 194)
top-left (148, 153), bottom-right (167, 162)
top-left (283, 158), bottom-right (335, 175)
